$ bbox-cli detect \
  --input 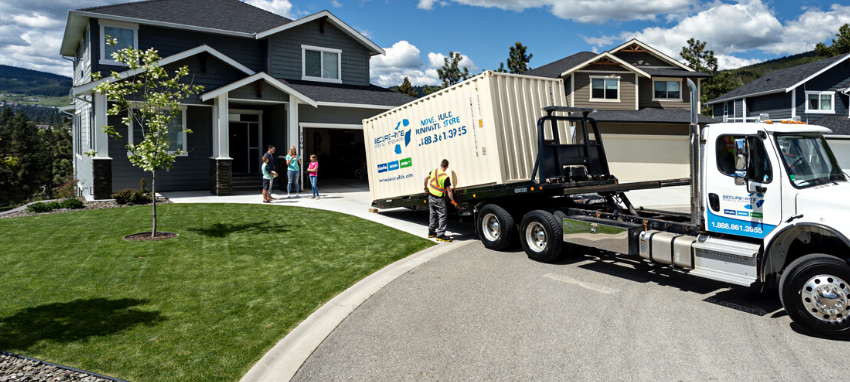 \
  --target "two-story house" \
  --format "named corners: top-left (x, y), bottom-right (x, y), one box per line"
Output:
top-left (525, 39), bottom-right (716, 181)
top-left (59, 0), bottom-right (415, 199)
top-left (705, 54), bottom-right (850, 168)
